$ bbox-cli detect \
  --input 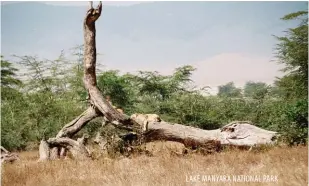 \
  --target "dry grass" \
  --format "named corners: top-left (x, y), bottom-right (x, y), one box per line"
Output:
top-left (1, 143), bottom-right (308, 186)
